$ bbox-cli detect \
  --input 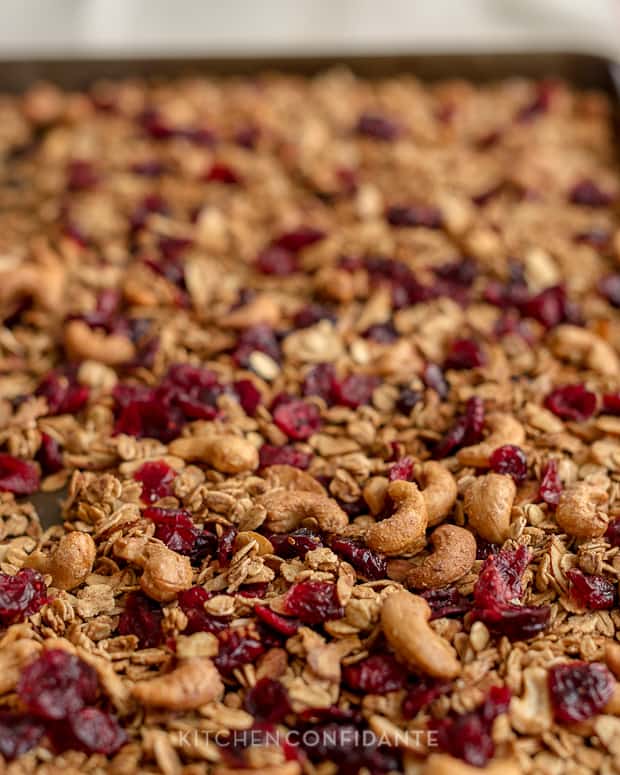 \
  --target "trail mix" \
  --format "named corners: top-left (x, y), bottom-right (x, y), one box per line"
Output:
top-left (0, 70), bottom-right (619, 774)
